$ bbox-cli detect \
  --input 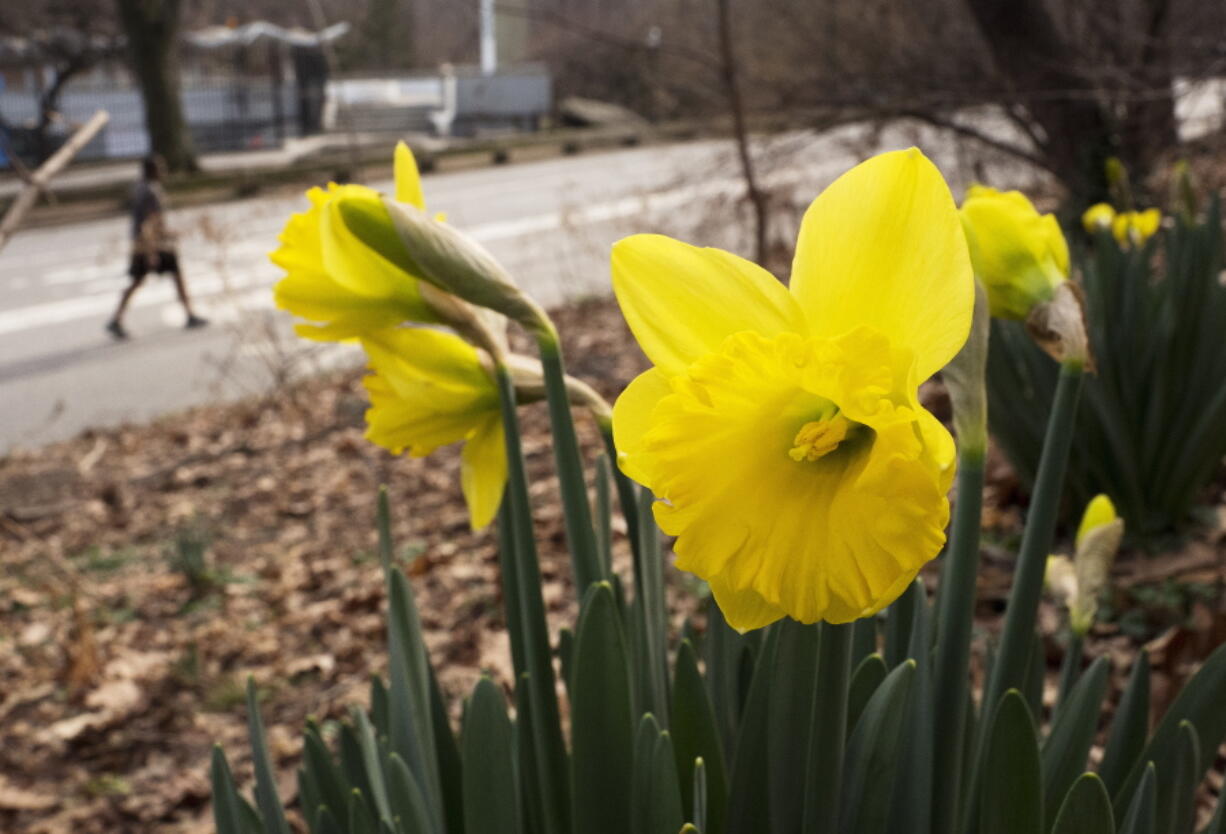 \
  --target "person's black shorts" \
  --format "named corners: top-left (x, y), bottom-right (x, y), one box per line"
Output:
top-left (128, 250), bottom-right (179, 281)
